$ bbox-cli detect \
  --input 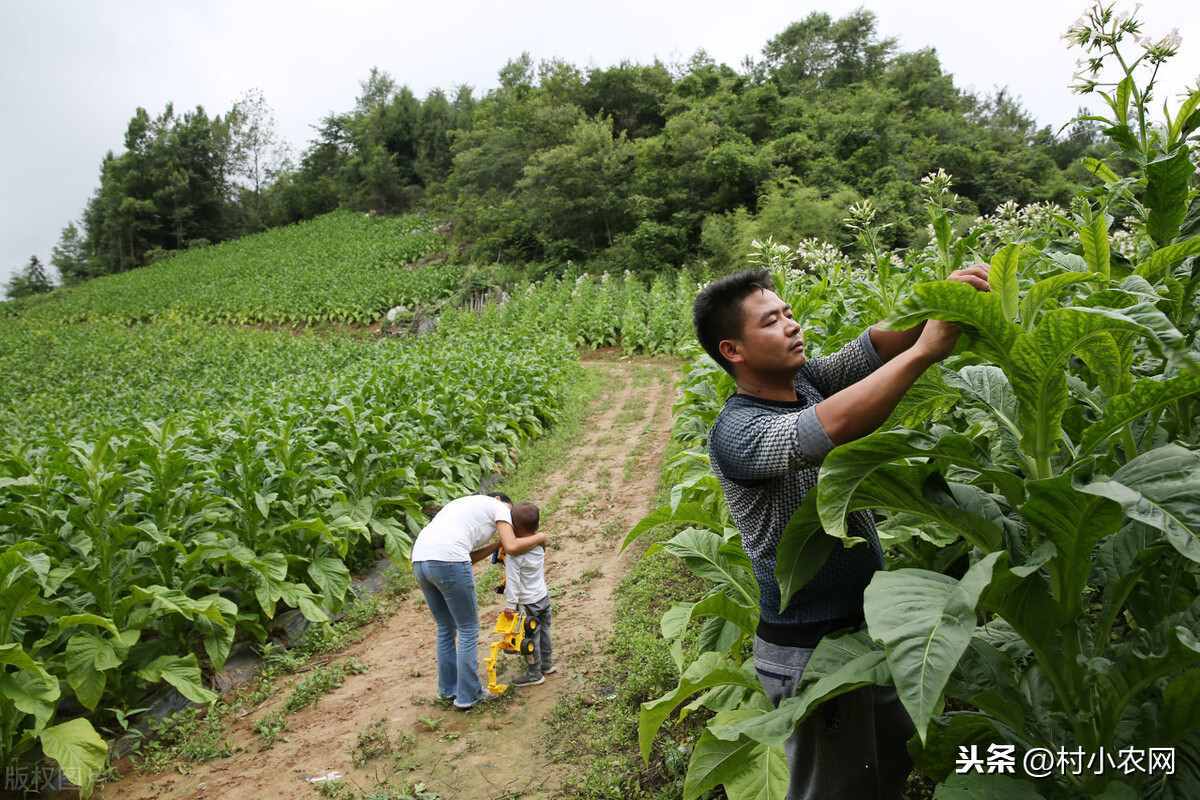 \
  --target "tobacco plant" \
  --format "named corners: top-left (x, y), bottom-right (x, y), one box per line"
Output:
top-left (0, 313), bottom-right (577, 792)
